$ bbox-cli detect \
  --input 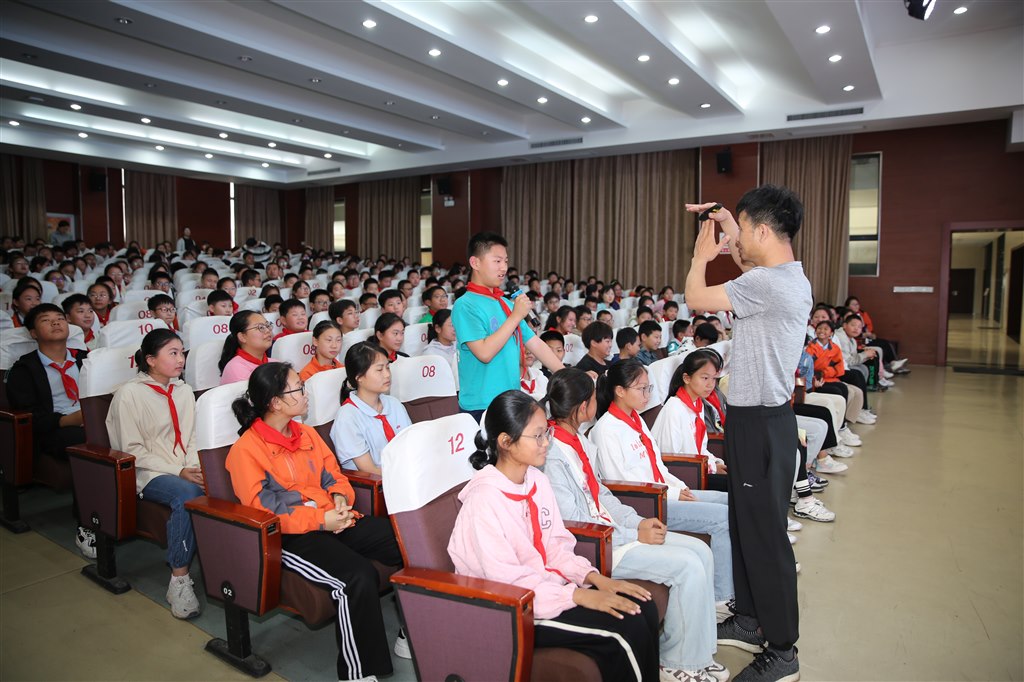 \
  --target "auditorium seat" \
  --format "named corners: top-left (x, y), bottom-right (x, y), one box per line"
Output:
top-left (340, 328), bottom-right (374, 358)
top-left (183, 339), bottom-right (225, 393)
top-left (359, 307), bottom-right (381, 330)
top-left (97, 318), bottom-right (169, 349)
top-left (388, 355), bottom-right (458, 423)
top-left (182, 315), bottom-right (231, 352)
top-left (562, 333), bottom-right (586, 366)
top-left (399, 322), bottom-right (429, 357)
top-left (109, 300), bottom-right (154, 323)
top-left (270, 331), bottom-right (314, 370)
